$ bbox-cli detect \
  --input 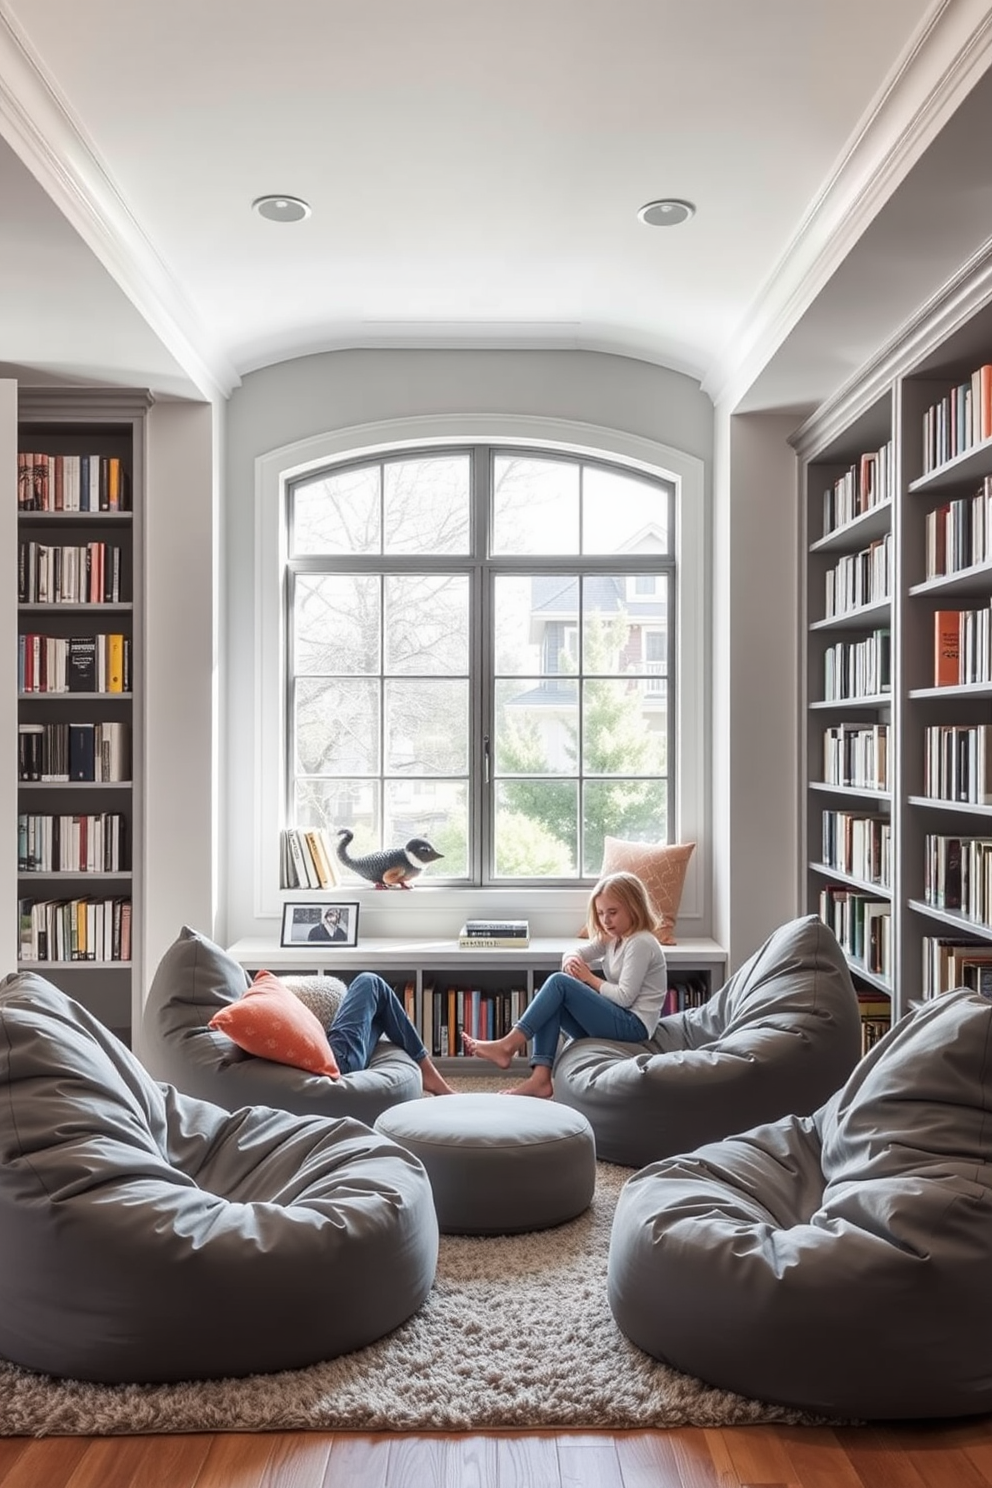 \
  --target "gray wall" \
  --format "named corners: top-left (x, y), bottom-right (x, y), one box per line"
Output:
top-left (223, 347), bottom-right (720, 945)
